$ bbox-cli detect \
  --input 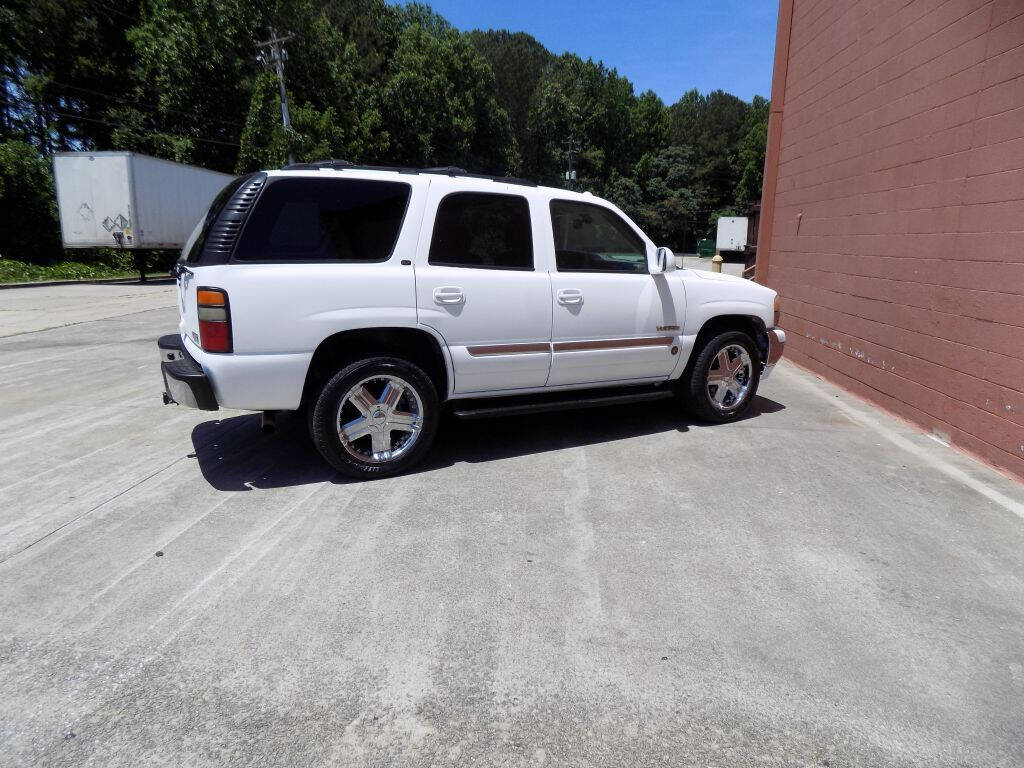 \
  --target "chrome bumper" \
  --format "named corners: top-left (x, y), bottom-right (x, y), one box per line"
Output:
top-left (762, 328), bottom-right (785, 380)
